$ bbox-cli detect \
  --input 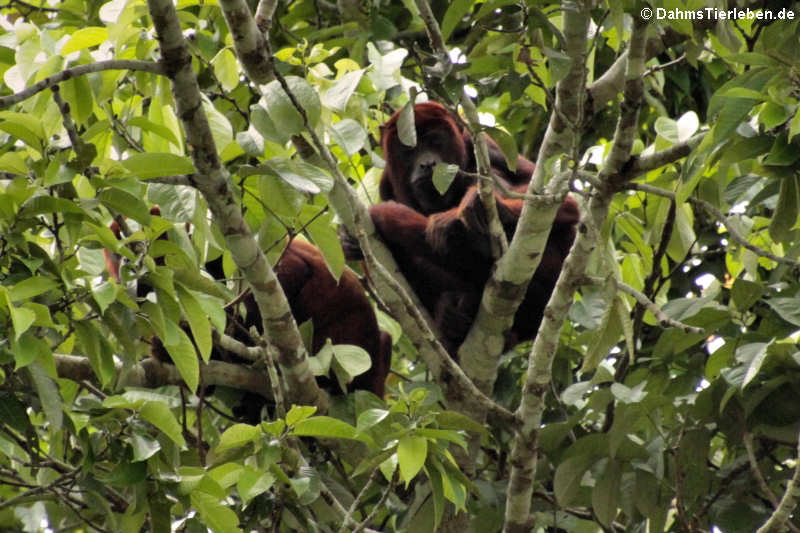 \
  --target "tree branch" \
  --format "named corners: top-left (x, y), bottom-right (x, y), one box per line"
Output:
top-left (756, 428), bottom-right (800, 533)
top-left (628, 182), bottom-right (800, 268)
top-left (590, 276), bottom-right (705, 334)
top-left (218, 0), bottom-right (274, 84)
top-left (53, 354), bottom-right (270, 397)
top-left (504, 8), bottom-right (648, 532)
top-left (0, 60), bottom-right (164, 109)
top-left (145, 0), bottom-right (324, 407)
